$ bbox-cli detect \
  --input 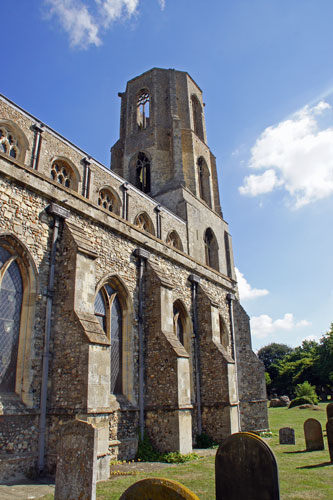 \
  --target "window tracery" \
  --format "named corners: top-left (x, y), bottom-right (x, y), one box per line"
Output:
top-left (0, 127), bottom-right (20, 159)
top-left (94, 284), bottom-right (123, 394)
top-left (51, 160), bottom-right (73, 188)
top-left (98, 188), bottom-right (115, 212)
top-left (135, 152), bottom-right (151, 193)
top-left (137, 90), bottom-right (150, 129)
top-left (0, 246), bottom-right (23, 392)
top-left (134, 212), bottom-right (154, 235)
top-left (166, 230), bottom-right (183, 251)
